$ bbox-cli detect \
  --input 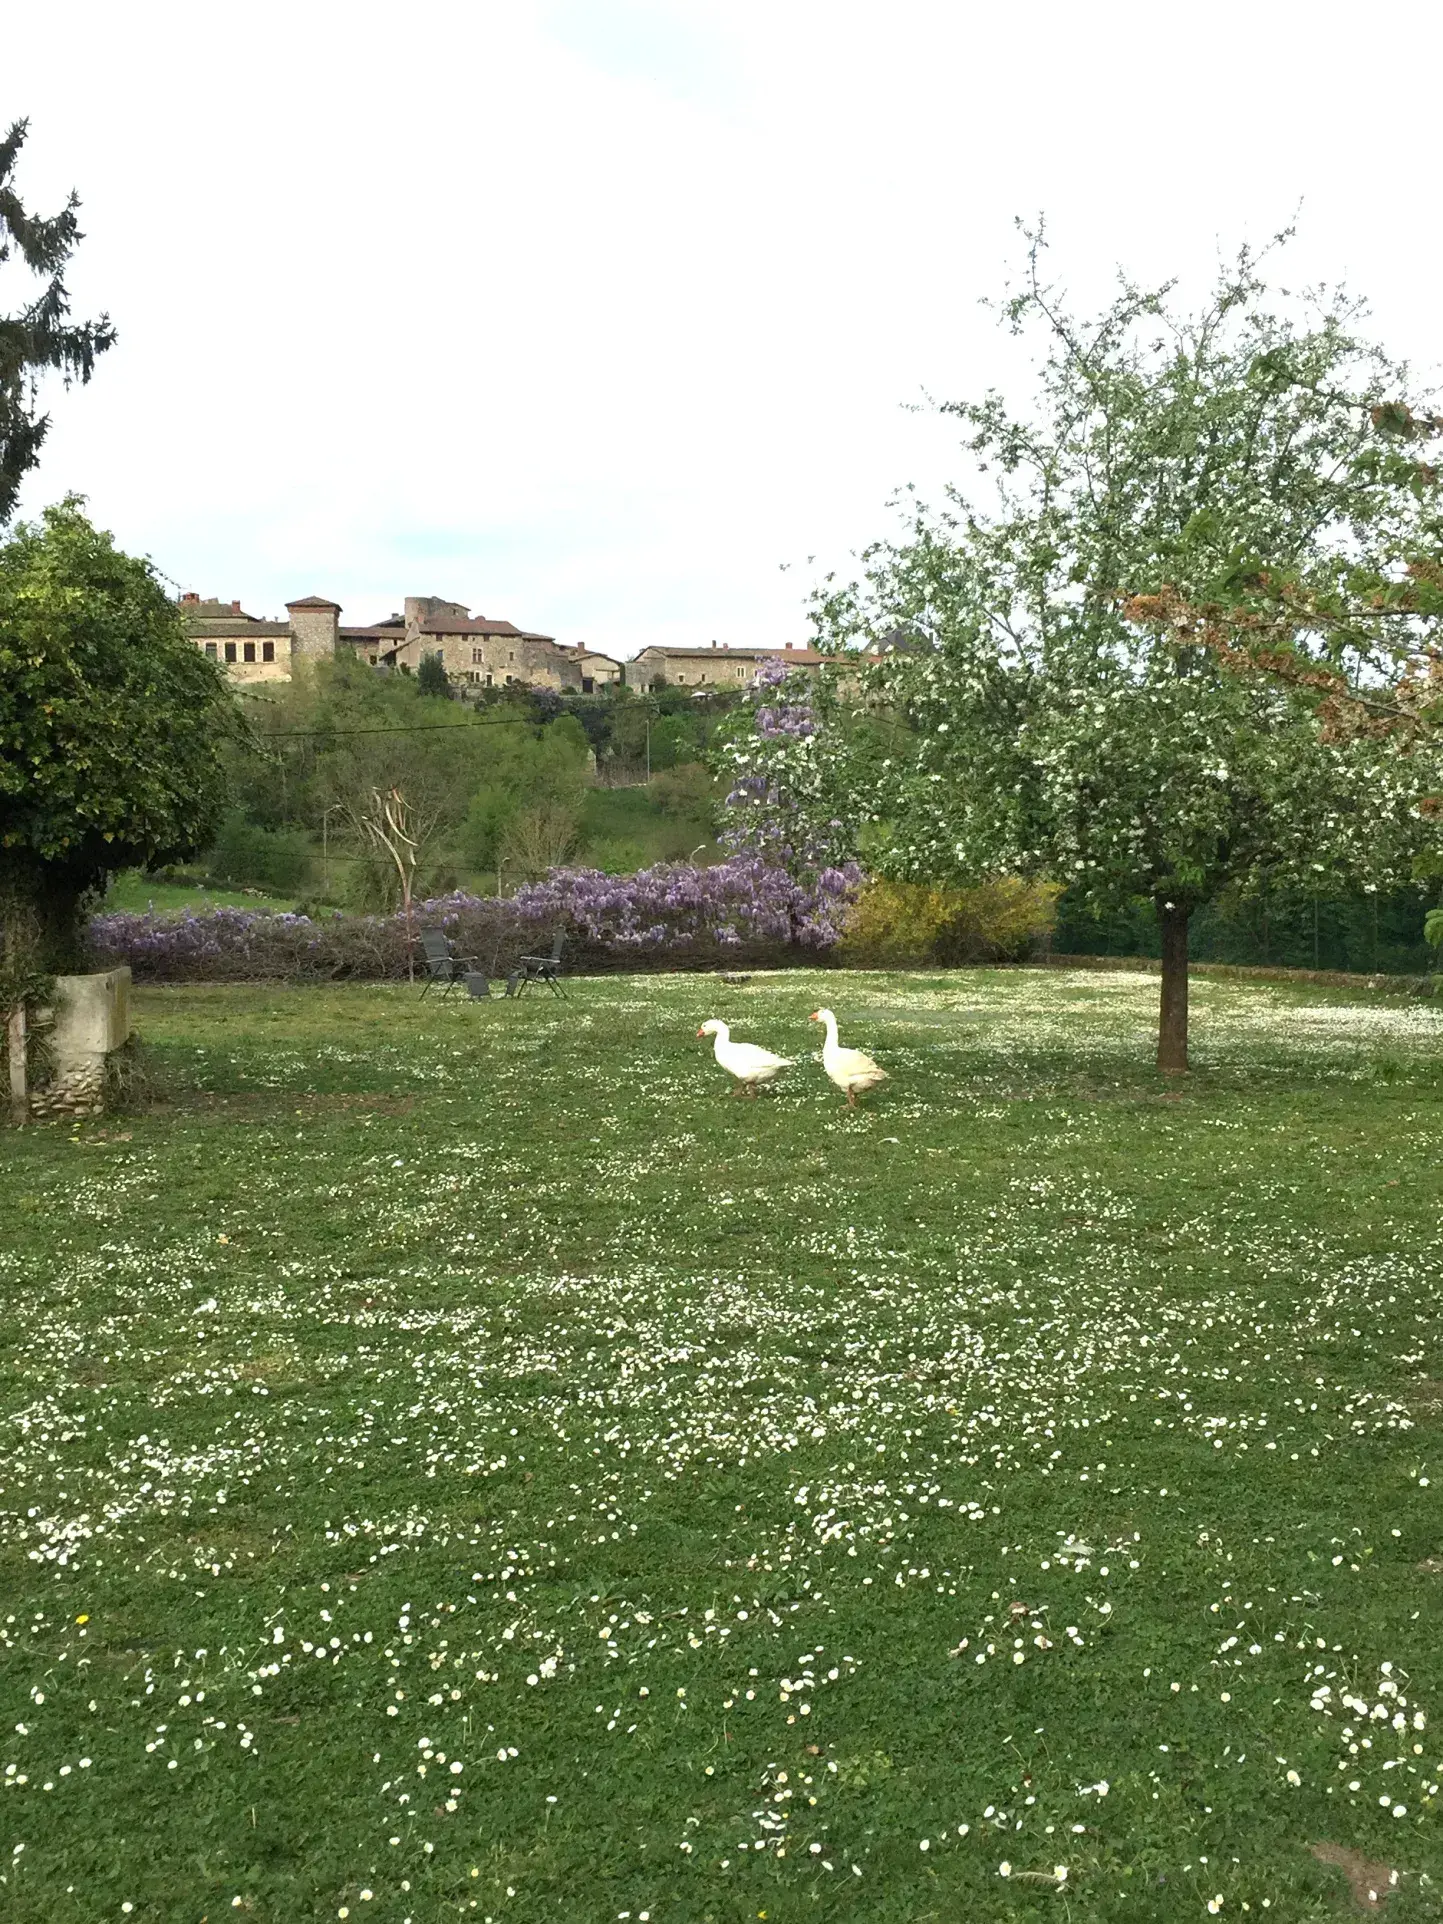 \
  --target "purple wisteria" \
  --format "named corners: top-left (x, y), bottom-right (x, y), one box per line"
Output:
top-left (87, 857), bottom-right (860, 983)
top-left (719, 664), bottom-right (856, 874)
